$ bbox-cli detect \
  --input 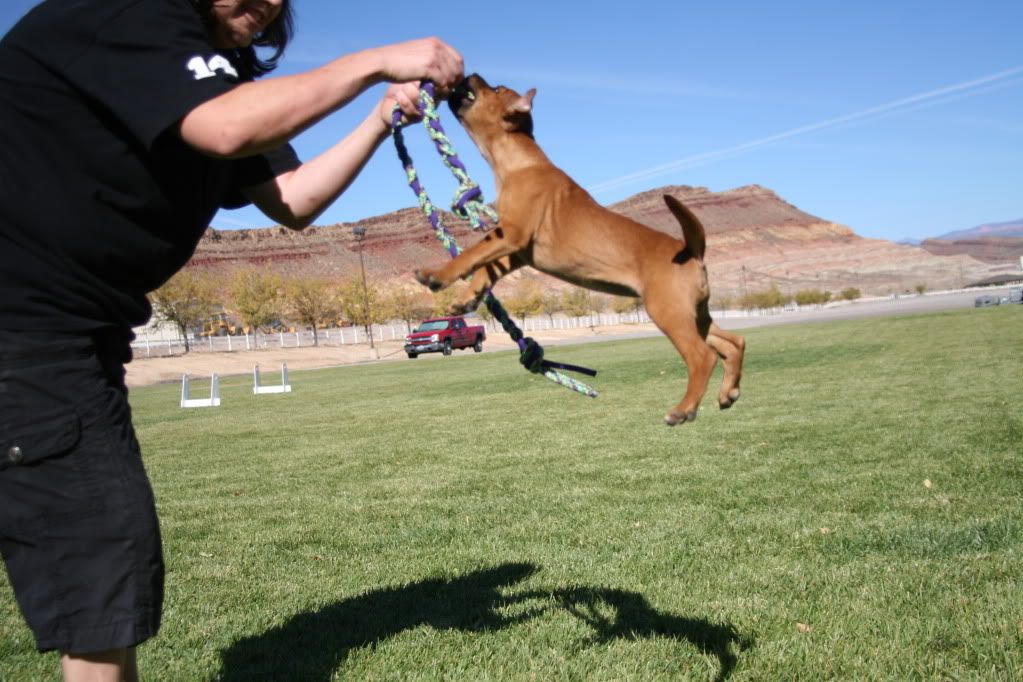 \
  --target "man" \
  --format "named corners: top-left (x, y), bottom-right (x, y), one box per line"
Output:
top-left (0, 0), bottom-right (464, 679)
